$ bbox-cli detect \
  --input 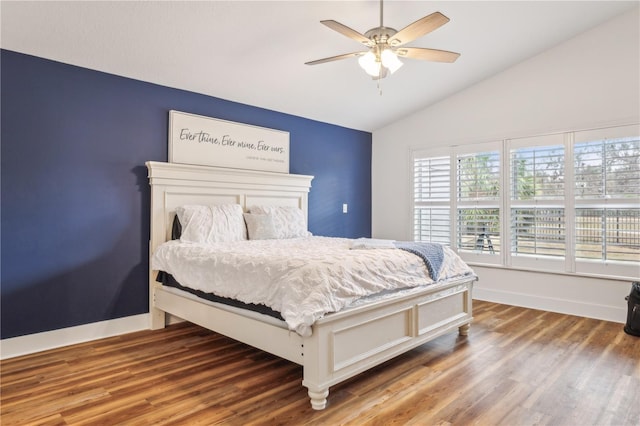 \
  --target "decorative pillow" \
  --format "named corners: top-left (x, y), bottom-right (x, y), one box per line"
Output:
top-left (248, 205), bottom-right (310, 239)
top-left (243, 213), bottom-right (278, 240)
top-left (171, 214), bottom-right (182, 240)
top-left (175, 204), bottom-right (247, 244)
